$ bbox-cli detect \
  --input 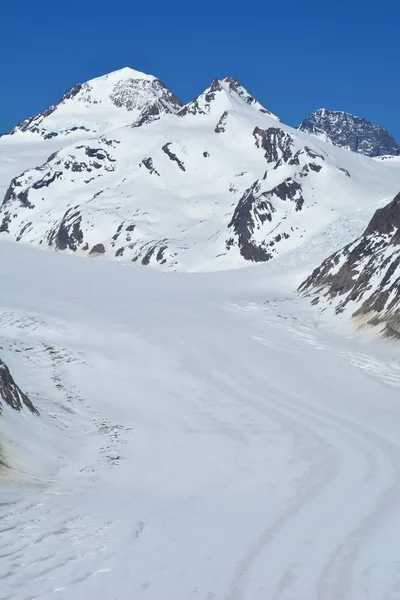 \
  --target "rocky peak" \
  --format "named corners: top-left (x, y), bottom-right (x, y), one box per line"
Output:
top-left (2, 67), bottom-right (183, 139)
top-left (178, 77), bottom-right (279, 119)
top-left (219, 77), bottom-right (278, 118)
top-left (297, 109), bottom-right (400, 157)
